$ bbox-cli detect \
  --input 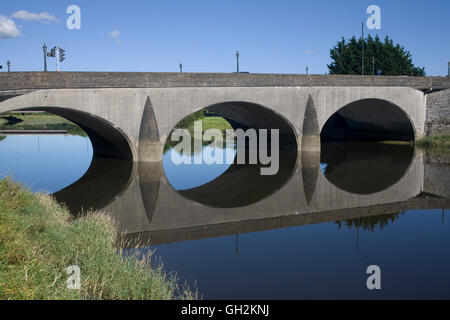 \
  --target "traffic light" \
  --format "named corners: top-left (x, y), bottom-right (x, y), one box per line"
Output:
top-left (59, 48), bottom-right (66, 62)
top-left (47, 47), bottom-right (56, 58)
